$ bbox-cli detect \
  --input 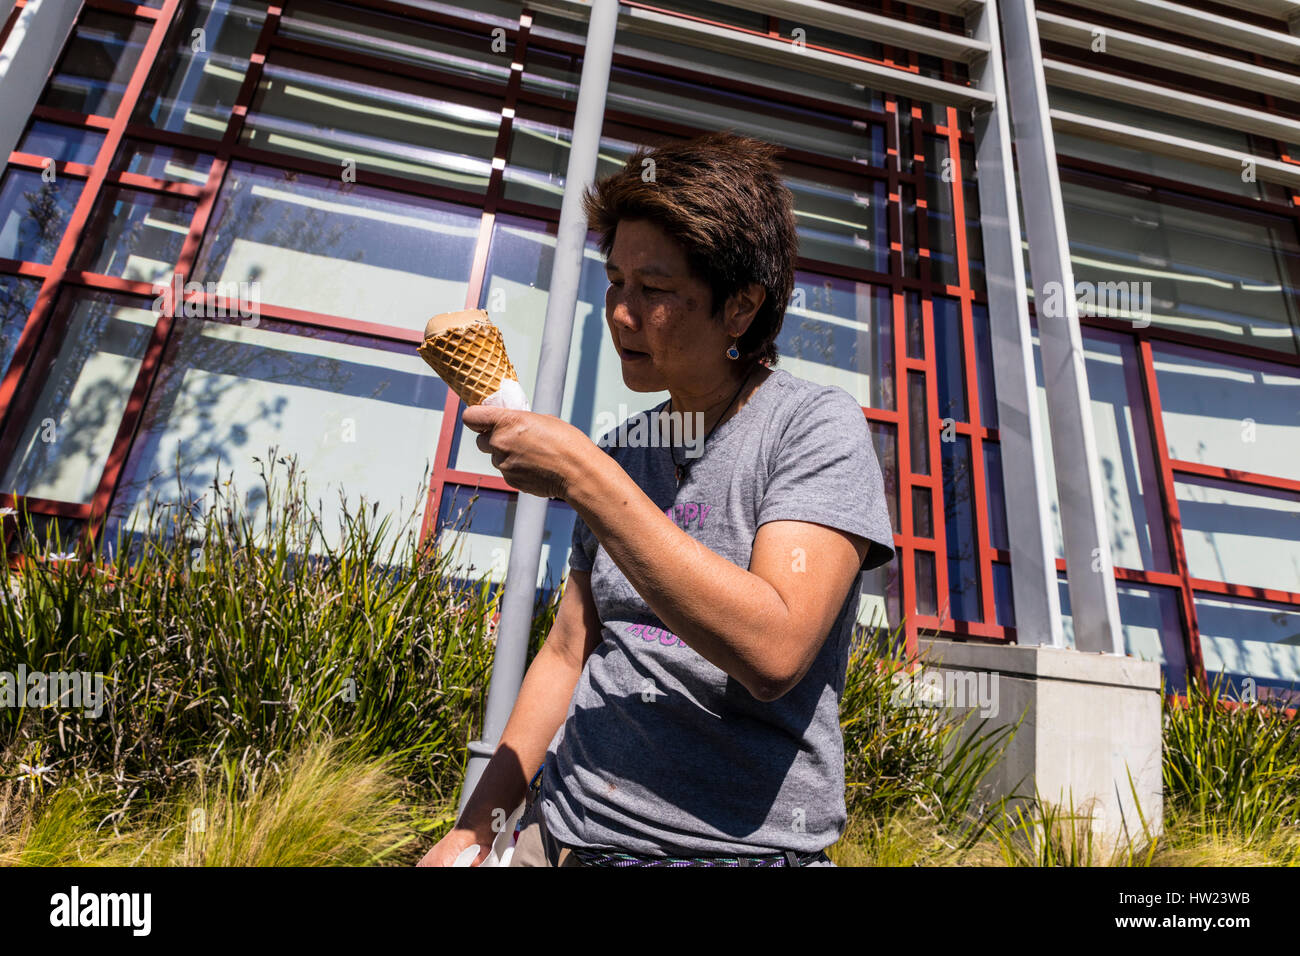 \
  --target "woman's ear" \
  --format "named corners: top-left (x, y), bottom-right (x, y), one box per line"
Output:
top-left (724, 283), bottom-right (766, 338)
